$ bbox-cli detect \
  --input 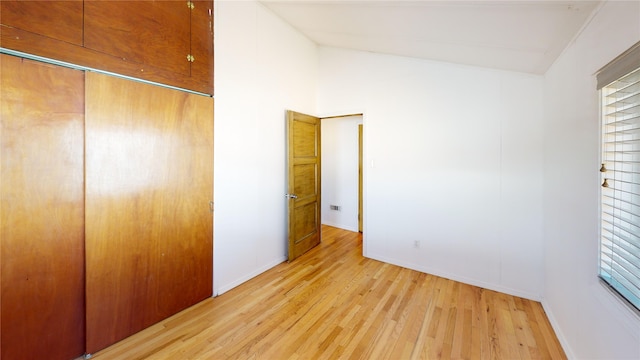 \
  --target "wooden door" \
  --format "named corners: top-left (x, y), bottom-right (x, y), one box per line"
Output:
top-left (0, 55), bottom-right (85, 360)
top-left (84, 1), bottom-right (191, 77)
top-left (0, 1), bottom-right (83, 45)
top-left (85, 73), bottom-right (213, 354)
top-left (191, 0), bottom-right (215, 93)
top-left (287, 111), bottom-right (321, 261)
